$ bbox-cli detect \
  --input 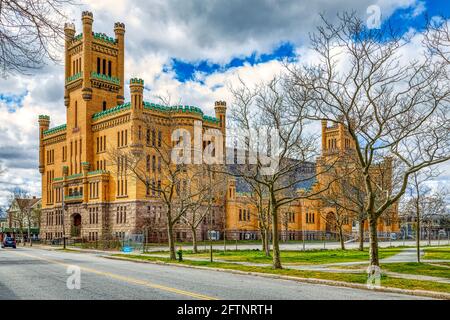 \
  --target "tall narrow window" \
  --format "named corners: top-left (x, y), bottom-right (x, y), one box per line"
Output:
top-left (74, 101), bottom-right (78, 128)
top-left (103, 101), bottom-right (107, 111)
top-left (102, 59), bottom-right (106, 75)
top-left (108, 61), bottom-right (112, 77)
top-left (97, 57), bottom-right (101, 74)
